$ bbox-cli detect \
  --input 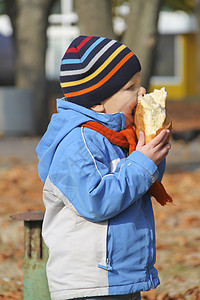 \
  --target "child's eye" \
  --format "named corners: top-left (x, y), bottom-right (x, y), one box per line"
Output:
top-left (127, 84), bottom-right (134, 90)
